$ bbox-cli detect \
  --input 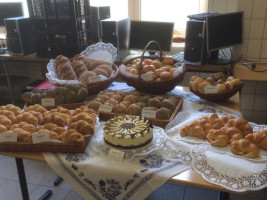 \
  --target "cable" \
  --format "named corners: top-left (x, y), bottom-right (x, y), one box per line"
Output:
top-left (241, 62), bottom-right (267, 72)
